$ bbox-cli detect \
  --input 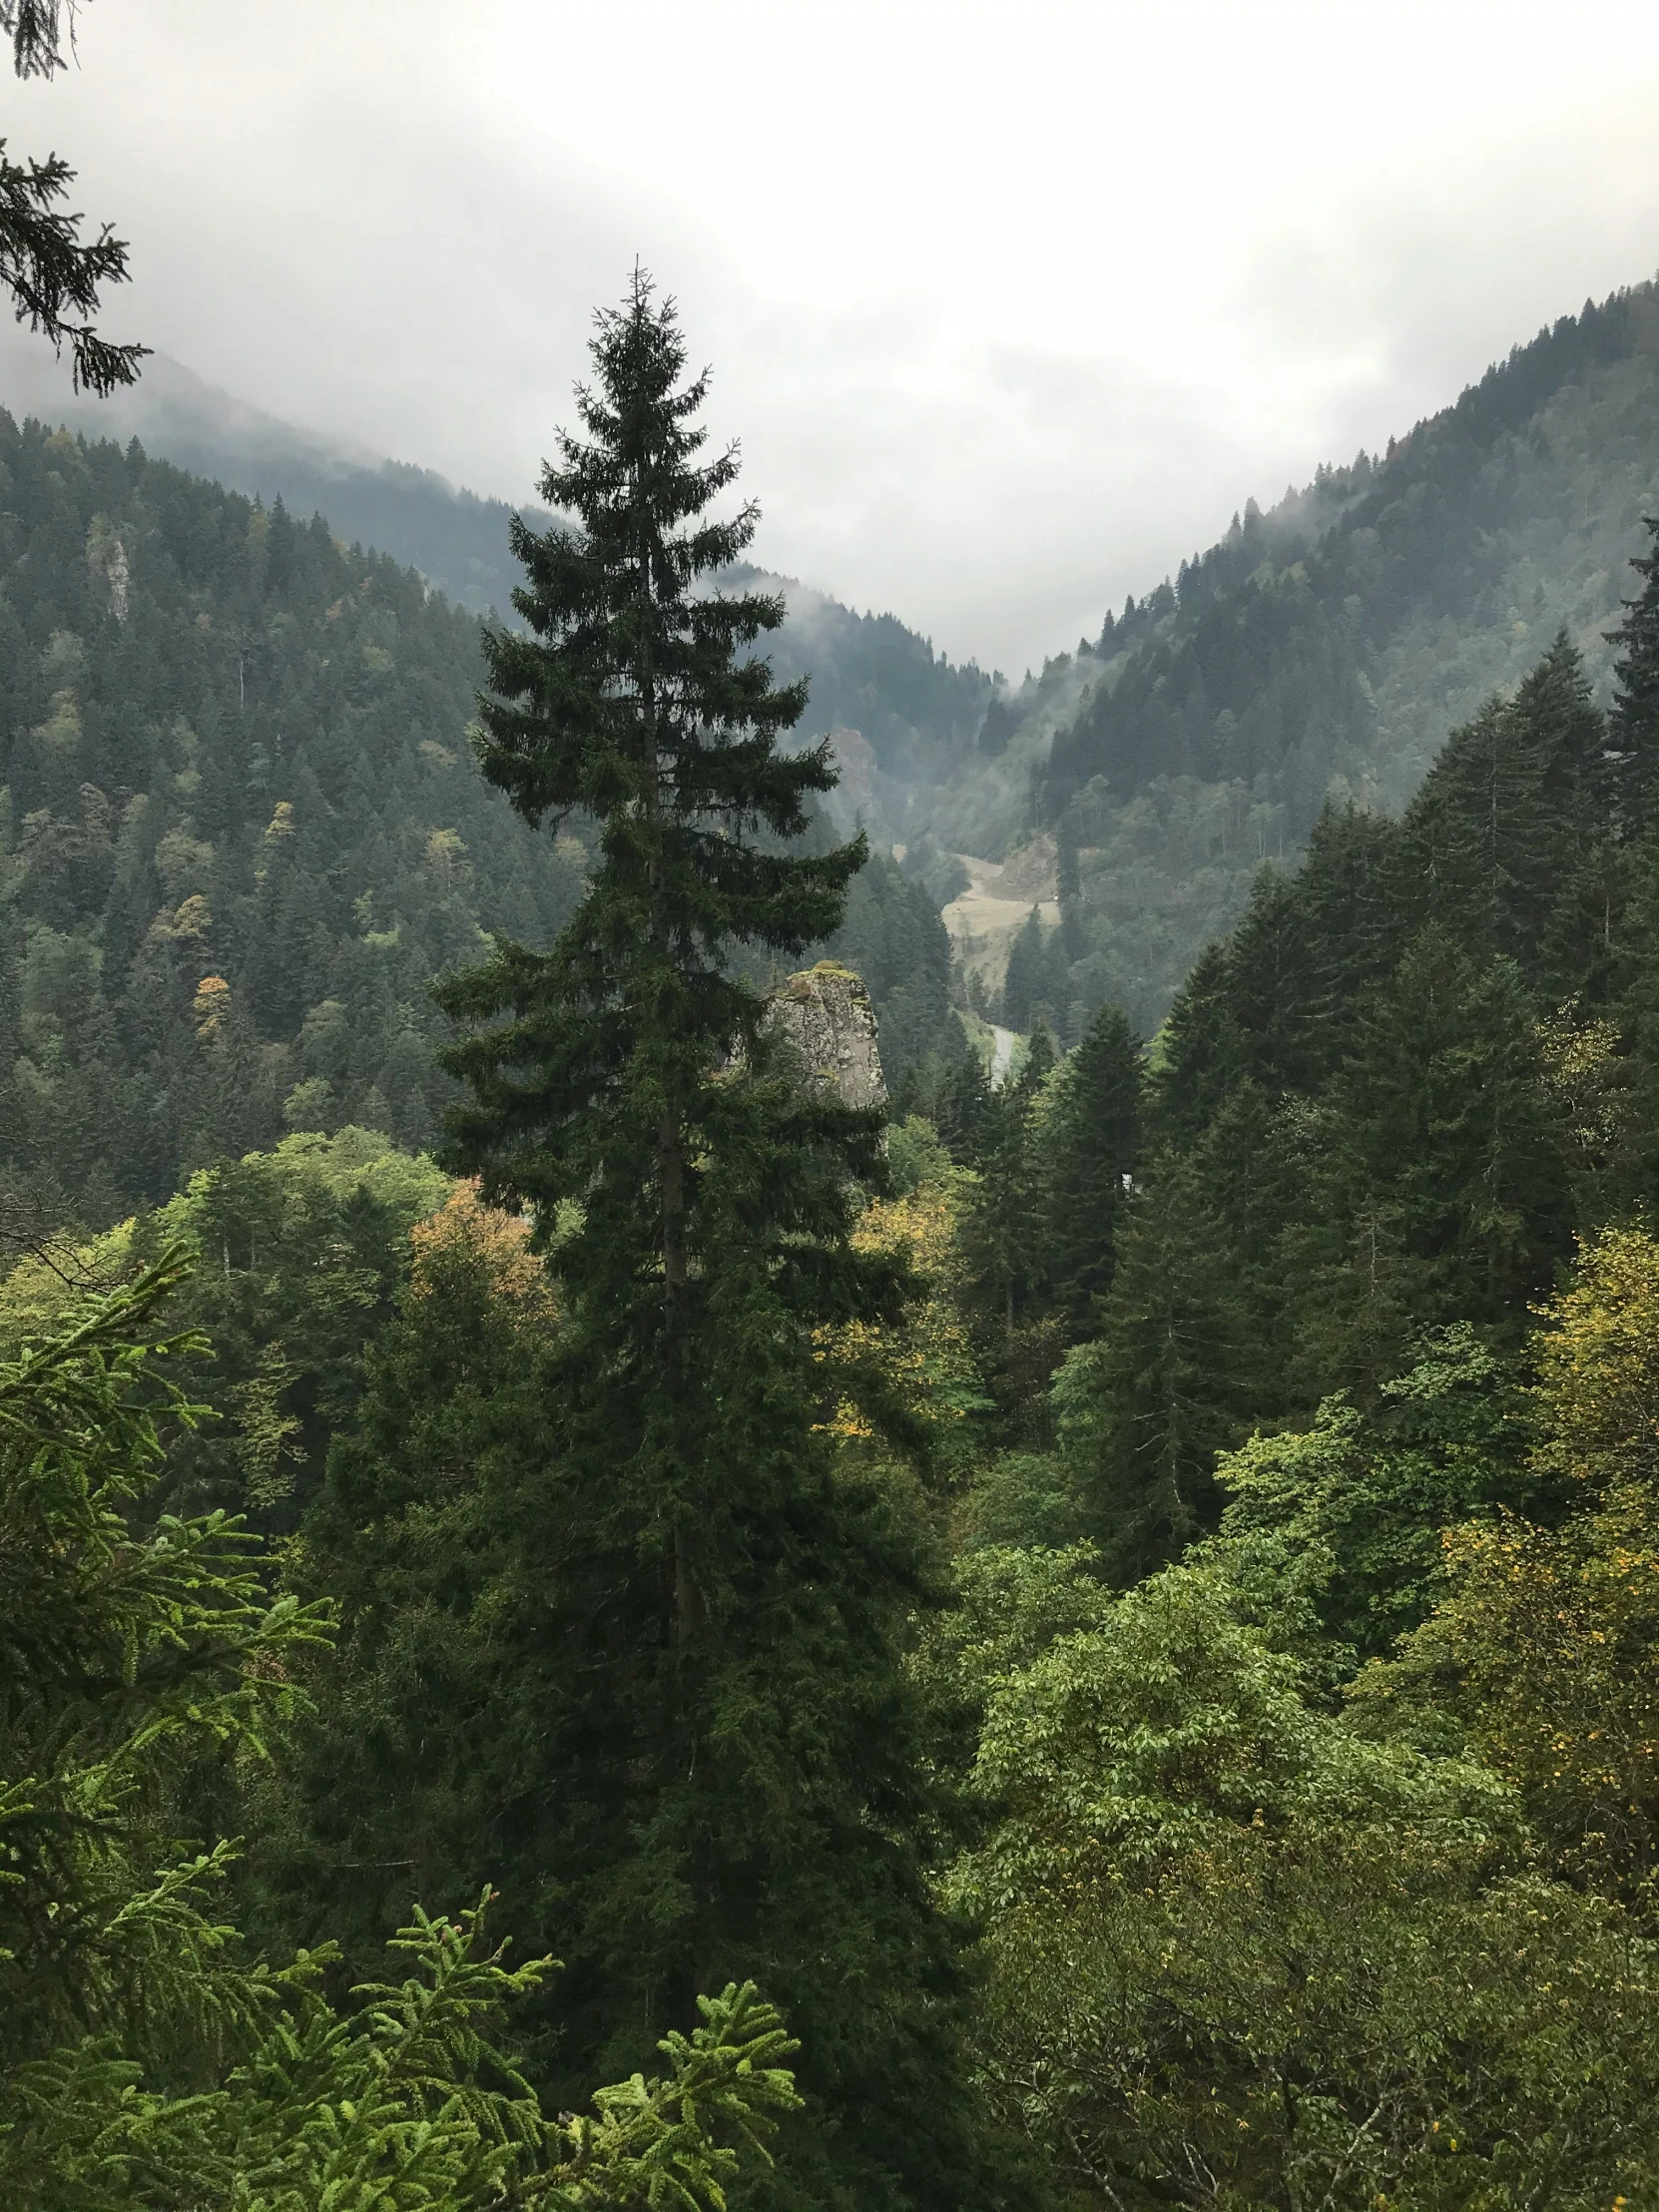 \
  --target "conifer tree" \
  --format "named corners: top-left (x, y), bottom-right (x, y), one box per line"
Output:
top-left (1400, 636), bottom-right (1608, 982)
top-left (0, 0), bottom-right (146, 392)
top-left (1184, 1076), bottom-right (1310, 1409)
top-left (1290, 927), bottom-right (1572, 1390)
top-left (1224, 867), bottom-right (1330, 1096)
top-left (1402, 695), bottom-right (1552, 964)
top-left (1038, 1003), bottom-right (1142, 1338)
top-left (1000, 906), bottom-right (1046, 1031)
top-left (959, 1028), bottom-right (1054, 1340)
top-left (1293, 801), bottom-right (1404, 1032)
top-left (936, 1042), bottom-right (993, 1165)
top-left (1148, 941), bottom-right (1242, 1148)
top-left (1055, 1157), bottom-right (1250, 1581)
top-left (420, 274), bottom-right (991, 2210)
